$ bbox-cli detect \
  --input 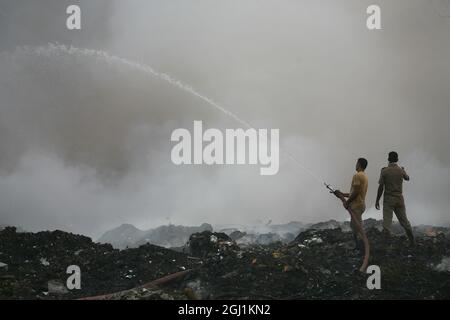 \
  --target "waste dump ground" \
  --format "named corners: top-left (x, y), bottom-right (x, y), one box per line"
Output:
top-left (0, 223), bottom-right (449, 300)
